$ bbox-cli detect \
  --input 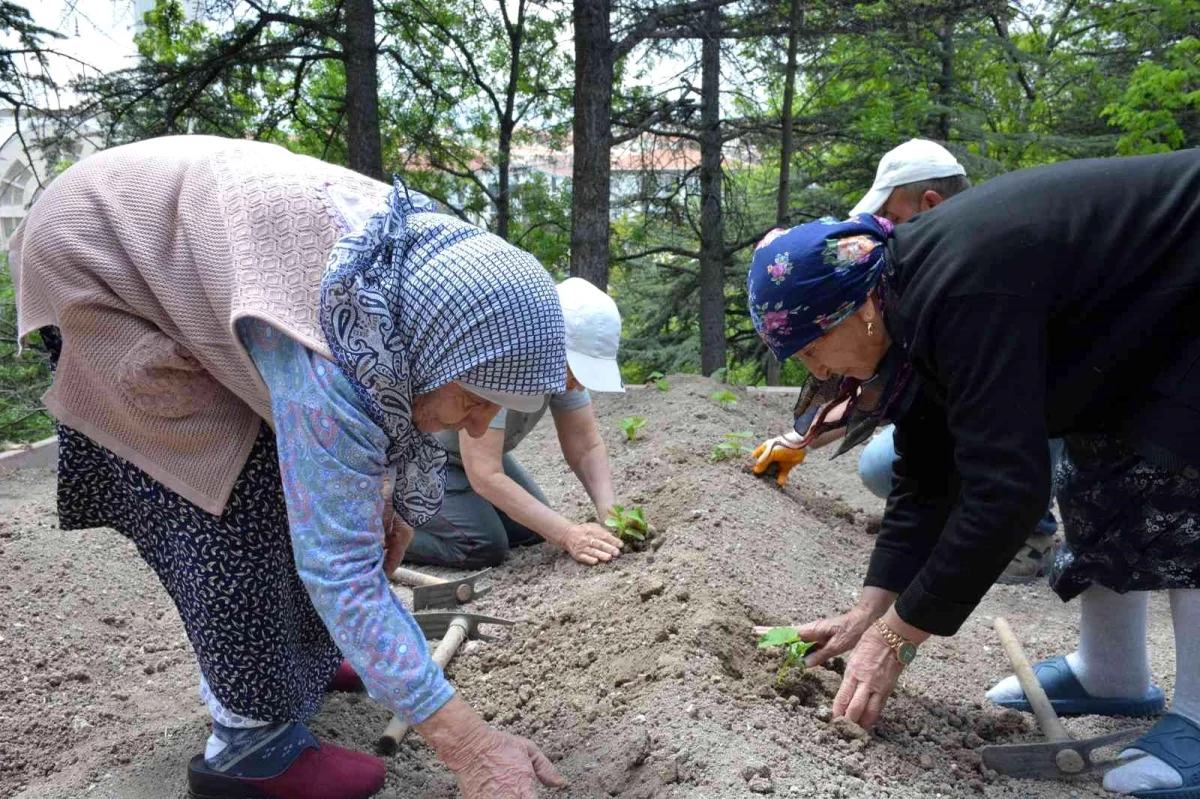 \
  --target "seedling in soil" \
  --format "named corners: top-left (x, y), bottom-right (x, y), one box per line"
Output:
top-left (620, 415), bottom-right (647, 441)
top-left (646, 371), bottom-right (670, 392)
top-left (605, 504), bottom-right (648, 543)
top-left (758, 626), bottom-right (815, 683)
top-left (711, 390), bottom-right (738, 409)
top-left (710, 431), bottom-right (753, 461)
